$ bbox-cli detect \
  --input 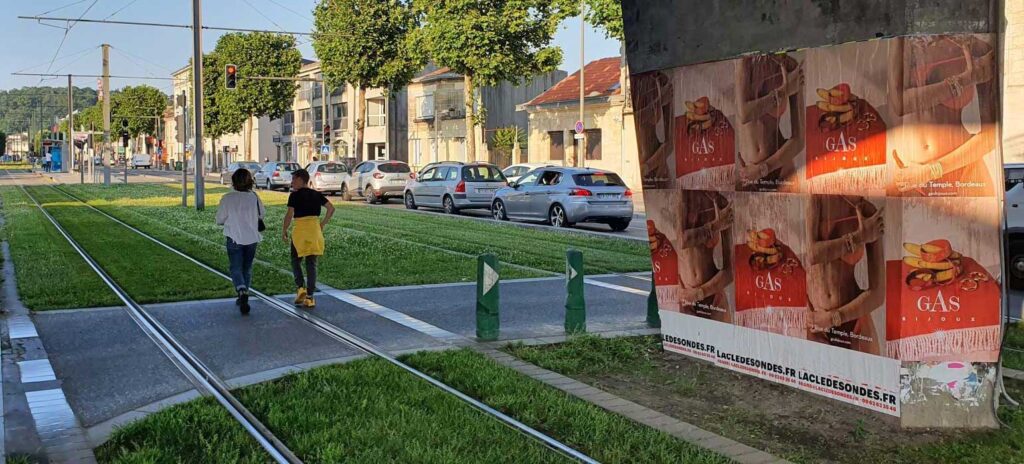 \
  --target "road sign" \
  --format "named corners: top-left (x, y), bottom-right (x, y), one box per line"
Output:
top-left (476, 254), bottom-right (500, 341)
top-left (573, 133), bottom-right (585, 140)
top-left (574, 120), bottom-right (584, 134)
top-left (272, 135), bottom-right (282, 143)
top-left (320, 144), bottom-right (330, 155)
